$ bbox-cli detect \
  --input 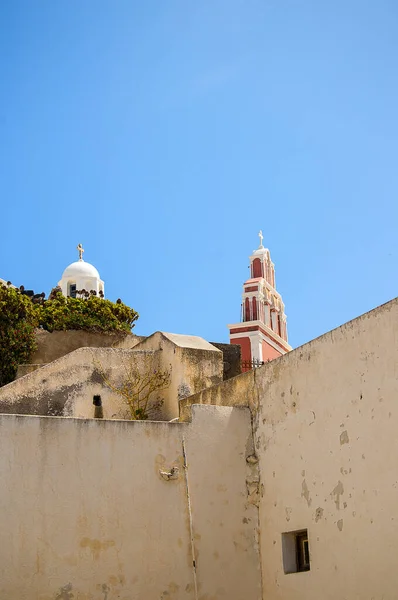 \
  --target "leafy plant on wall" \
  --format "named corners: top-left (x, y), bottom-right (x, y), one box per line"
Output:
top-left (94, 354), bottom-right (171, 420)
top-left (0, 283), bottom-right (38, 387)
